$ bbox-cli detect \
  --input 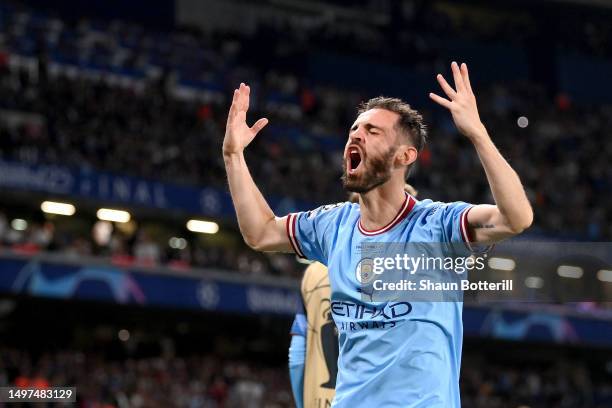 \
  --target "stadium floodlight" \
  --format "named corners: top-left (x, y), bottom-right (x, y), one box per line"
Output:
top-left (597, 269), bottom-right (612, 283)
top-left (41, 201), bottom-right (76, 216)
top-left (96, 208), bottom-right (131, 223)
top-left (487, 257), bottom-right (516, 271)
top-left (169, 237), bottom-right (188, 249)
top-left (557, 265), bottom-right (583, 279)
top-left (11, 219), bottom-right (27, 231)
top-left (524, 276), bottom-right (544, 289)
top-left (118, 329), bottom-right (130, 342)
top-left (186, 219), bottom-right (219, 234)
